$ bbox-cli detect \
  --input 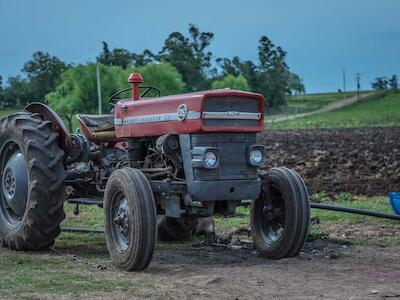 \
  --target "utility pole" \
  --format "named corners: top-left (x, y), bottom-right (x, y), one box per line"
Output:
top-left (355, 72), bottom-right (361, 101)
top-left (343, 69), bottom-right (346, 100)
top-left (96, 64), bottom-right (102, 115)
